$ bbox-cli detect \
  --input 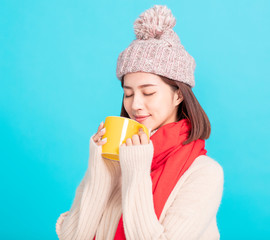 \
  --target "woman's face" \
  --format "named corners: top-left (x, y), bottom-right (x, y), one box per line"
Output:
top-left (123, 72), bottom-right (183, 131)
